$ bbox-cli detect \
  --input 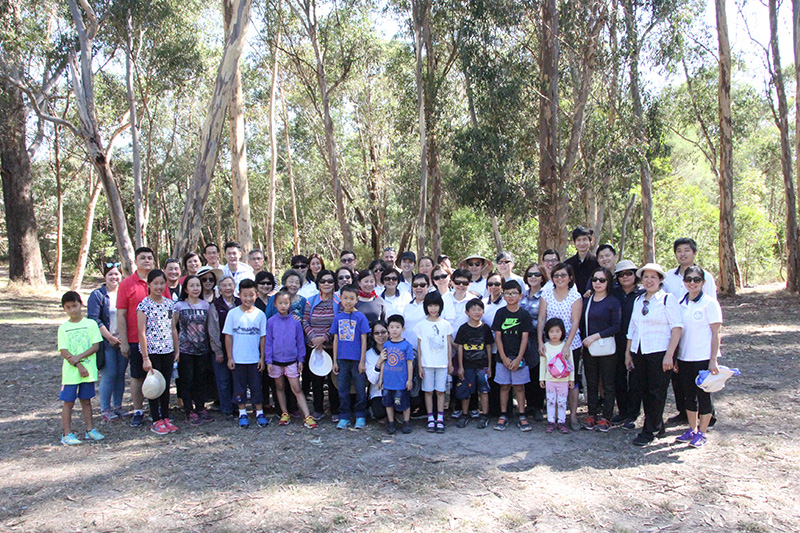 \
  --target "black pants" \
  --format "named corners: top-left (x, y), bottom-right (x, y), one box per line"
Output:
top-left (525, 364), bottom-right (545, 412)
top-left (148, 352), bottom-right (174, 421)
top-left (678, 359), bottom-right (713, 415)
top-left (614, 342), bottom-right (639, 421)
top-left (670, 369), bottom-right (686, 416)
top-left (178, 353), bottom-right (211, 412)
top-left (630, 350), bottom-right (670, 439)
top-left (370, 396), bottom-right (387, 419)
top-left (312, 372), bottom-right (340, 415)
top-left (584, 351), bottom-right (617, 420)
